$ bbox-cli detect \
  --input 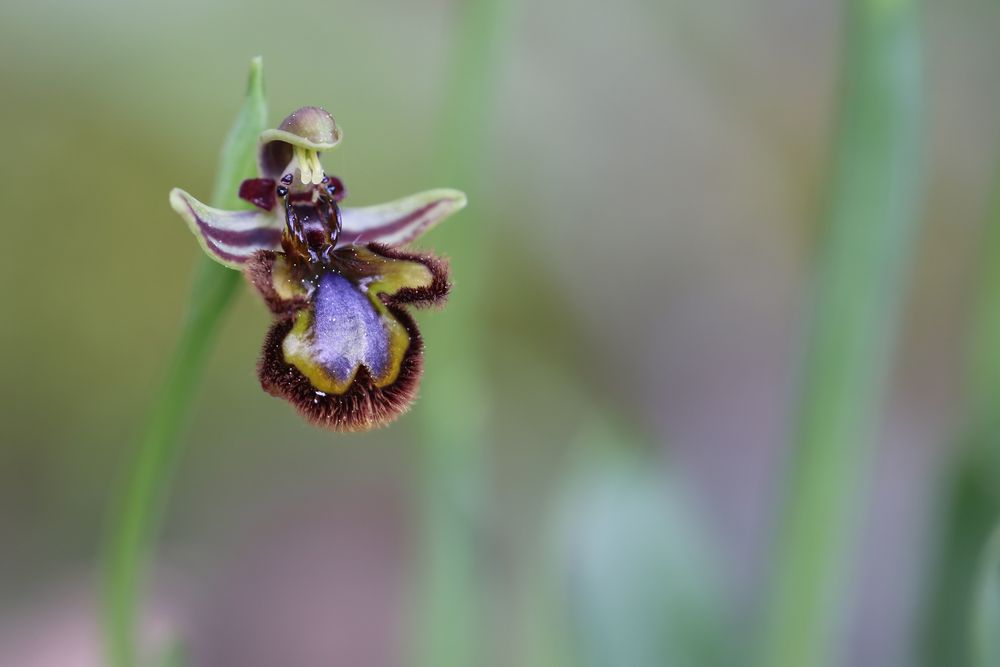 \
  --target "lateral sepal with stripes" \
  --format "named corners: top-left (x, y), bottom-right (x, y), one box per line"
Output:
top-left (170, 188), bottom-right (282, 268)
